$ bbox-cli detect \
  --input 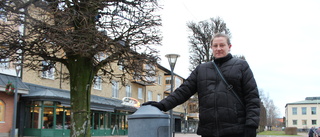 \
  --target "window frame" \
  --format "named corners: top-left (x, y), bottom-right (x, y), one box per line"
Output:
top-left (138, 88), bottom-right (143, 99)
top-left (292, 120), bottom-right (297, 125)
top-left (292, 107), bottom-right (297, 115)
top-left (93, 76), bottom-right (102, 90)
top-left (147, 91), bottom-right (153, 101)
top-left (126, 85), bottom-right (132, 97)
top-left (0, 100), bottom-right (4, 122)
top-left (41, 61), bottom-right (55, 80)
top-left (112, 81), bottom-right (119, 98)
top-left (301, 107), bottom-right (307, 115)
top-left (311, 107), bottom-right (316, 115)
